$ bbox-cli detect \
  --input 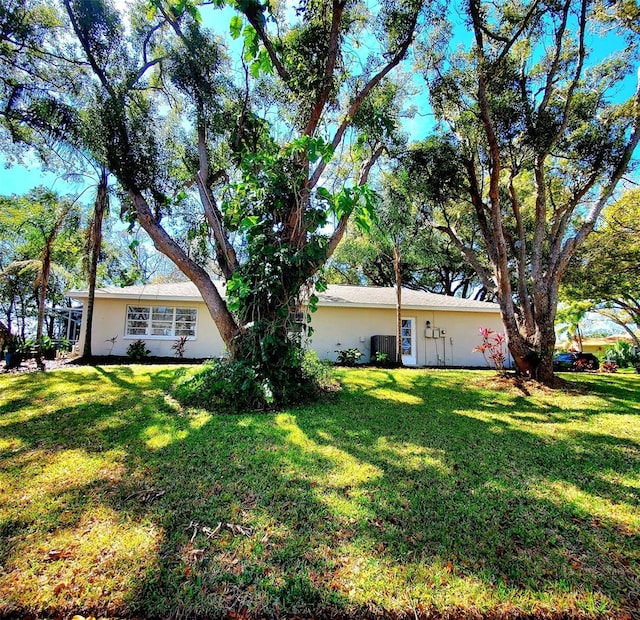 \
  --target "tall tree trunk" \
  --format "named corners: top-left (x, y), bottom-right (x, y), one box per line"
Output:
top-left (0, 319), bottom-right (10, 349)
top-left (83, 168), bottom-right (108, 358)
top-left (129, 190), bottom-right (241, 348)
top-left (36, 251), bottom-right (51, 344)
top-left (535, 313), bottom-right (557, 384)
top-left (394, 245), bottom-right (403, 367)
